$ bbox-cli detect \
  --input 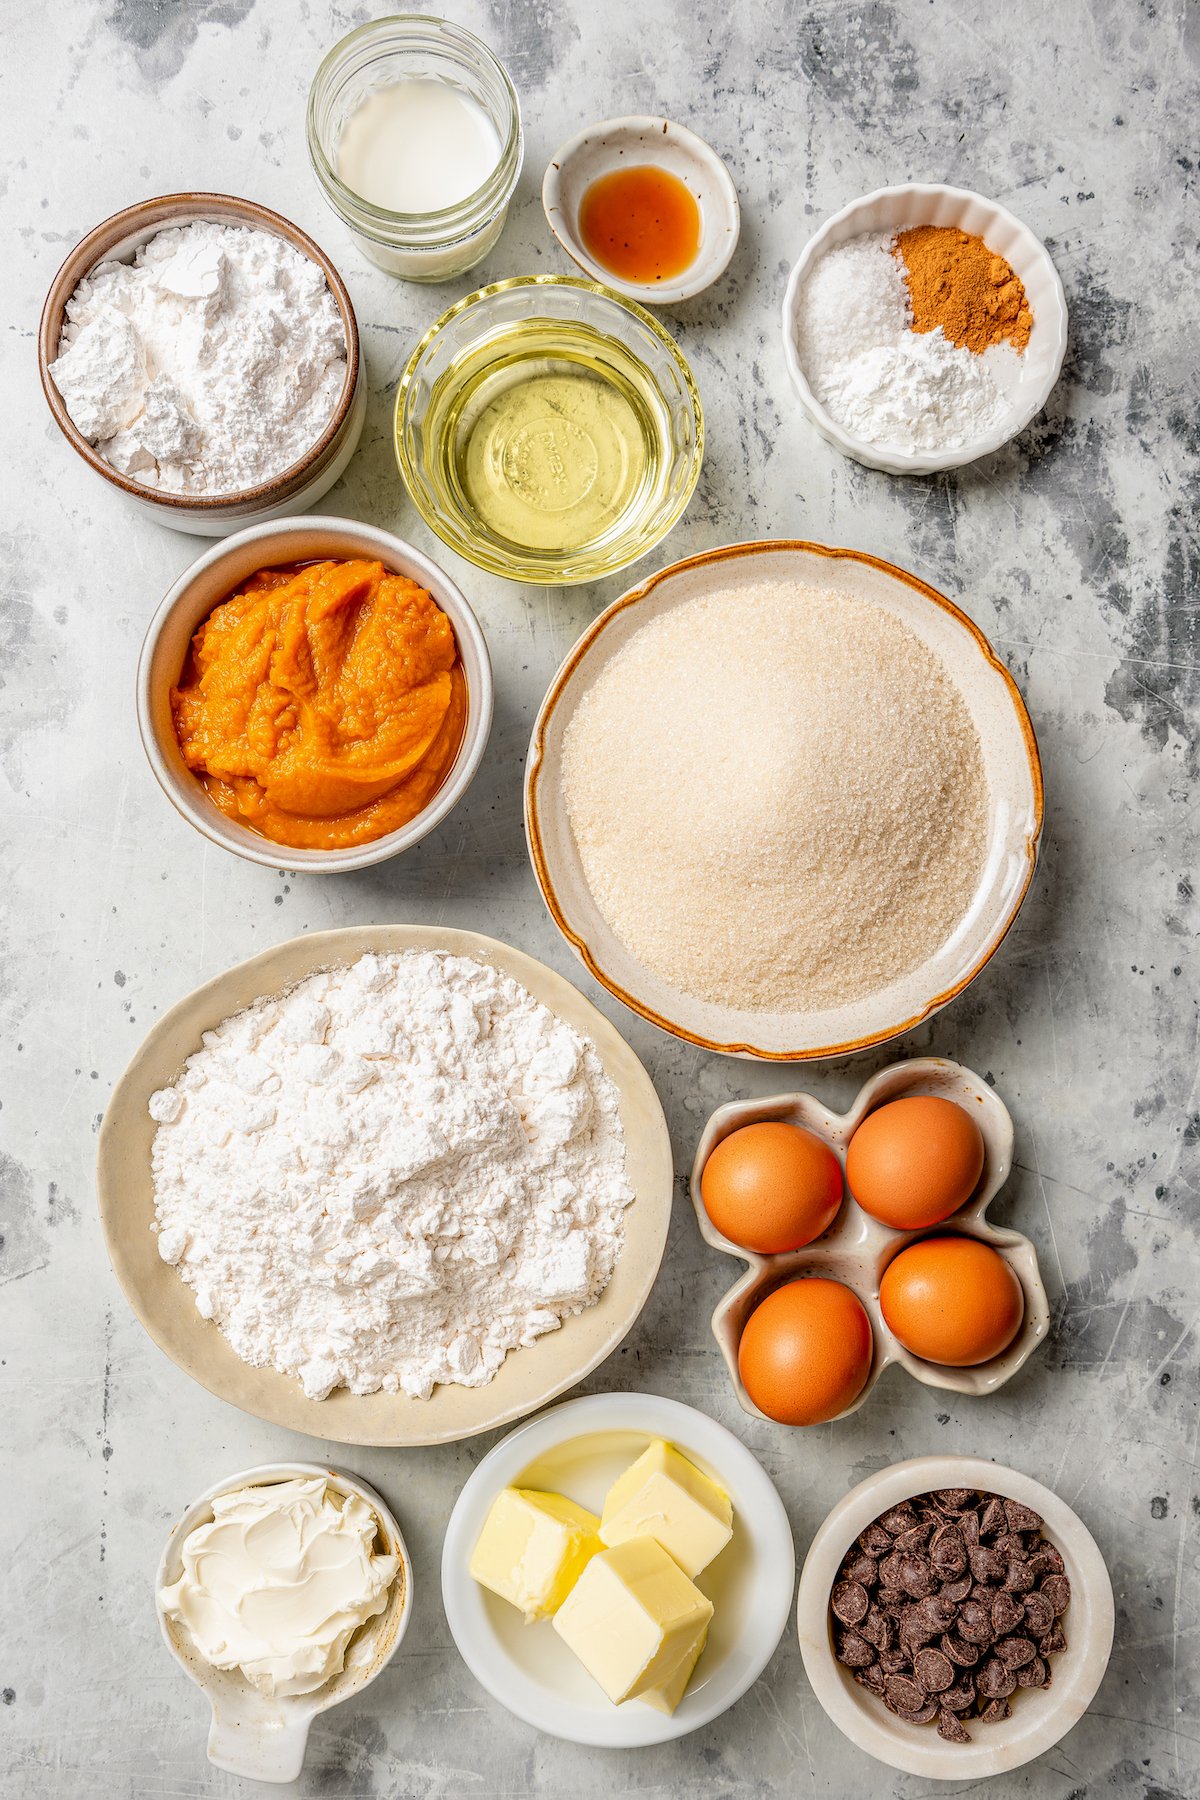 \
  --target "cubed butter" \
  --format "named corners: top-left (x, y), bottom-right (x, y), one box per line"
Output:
top-left (469, 1487), bottom-right (601, 1622)
top-left (642, 1624), bottom-right (708, 1715)
top-left (599, 1439), bottom-right (733, 1578)
top-left (552, 1537), bottom-right (713, 1705)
